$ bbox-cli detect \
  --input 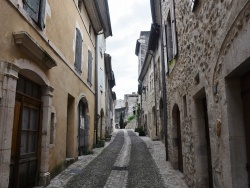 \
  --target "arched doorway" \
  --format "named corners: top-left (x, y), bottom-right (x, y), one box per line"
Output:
top-left (9, 74), bottom-right (42, 188)
top-left (172, 104), bottom-right (183, 173)
top-left (78, 98), bottom-right (89, 156)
